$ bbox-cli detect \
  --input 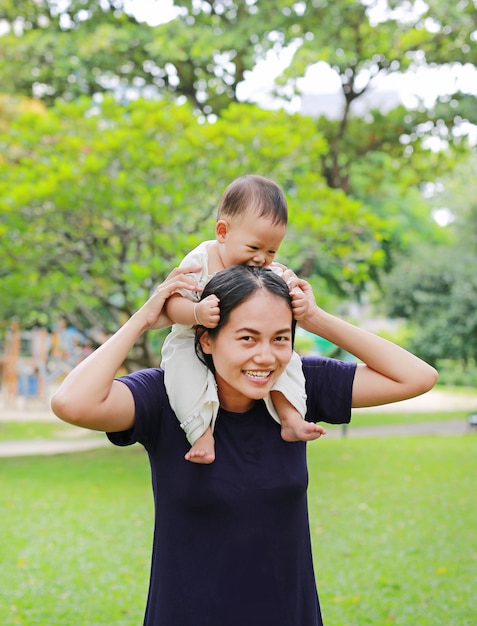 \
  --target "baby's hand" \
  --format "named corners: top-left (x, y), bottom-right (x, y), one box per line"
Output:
top-left (290, 286), bottom-right (309, 321)
top-left (194, 295), bottom-right (220, 328)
